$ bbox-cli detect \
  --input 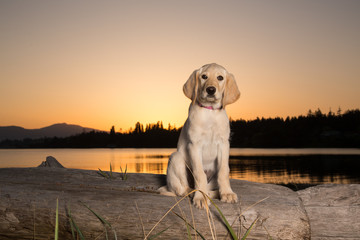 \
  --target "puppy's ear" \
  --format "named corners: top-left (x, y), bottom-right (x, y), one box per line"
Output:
top-left (183, 70), bottom-right (199, 104)
top-left (223, 73), bottom-right (240, 107)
